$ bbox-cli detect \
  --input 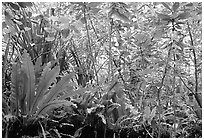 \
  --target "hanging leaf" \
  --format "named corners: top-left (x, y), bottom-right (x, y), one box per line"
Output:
top-left (176, 12), bottom-right (190, 20)
top-left (161, 2), bottom-right (172, 11)
top-left (172, 2), bottom-right (180, 12)
top-left (31, 65), bottom-right (60, 114)
top-left (36, 100), bottom-right (73, 116)
top-left (22, 51), bottom-right (35, 113)
top-left (42, 73), bottom-right (75, 104)
top-left (9, 2), bottom-right (20, 10)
